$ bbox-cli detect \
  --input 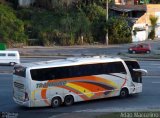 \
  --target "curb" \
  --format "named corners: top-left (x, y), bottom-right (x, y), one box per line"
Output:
top-left (118, 52), bottom-right (160, 61)
top-left (20, 53), bottom-right (160, 61)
